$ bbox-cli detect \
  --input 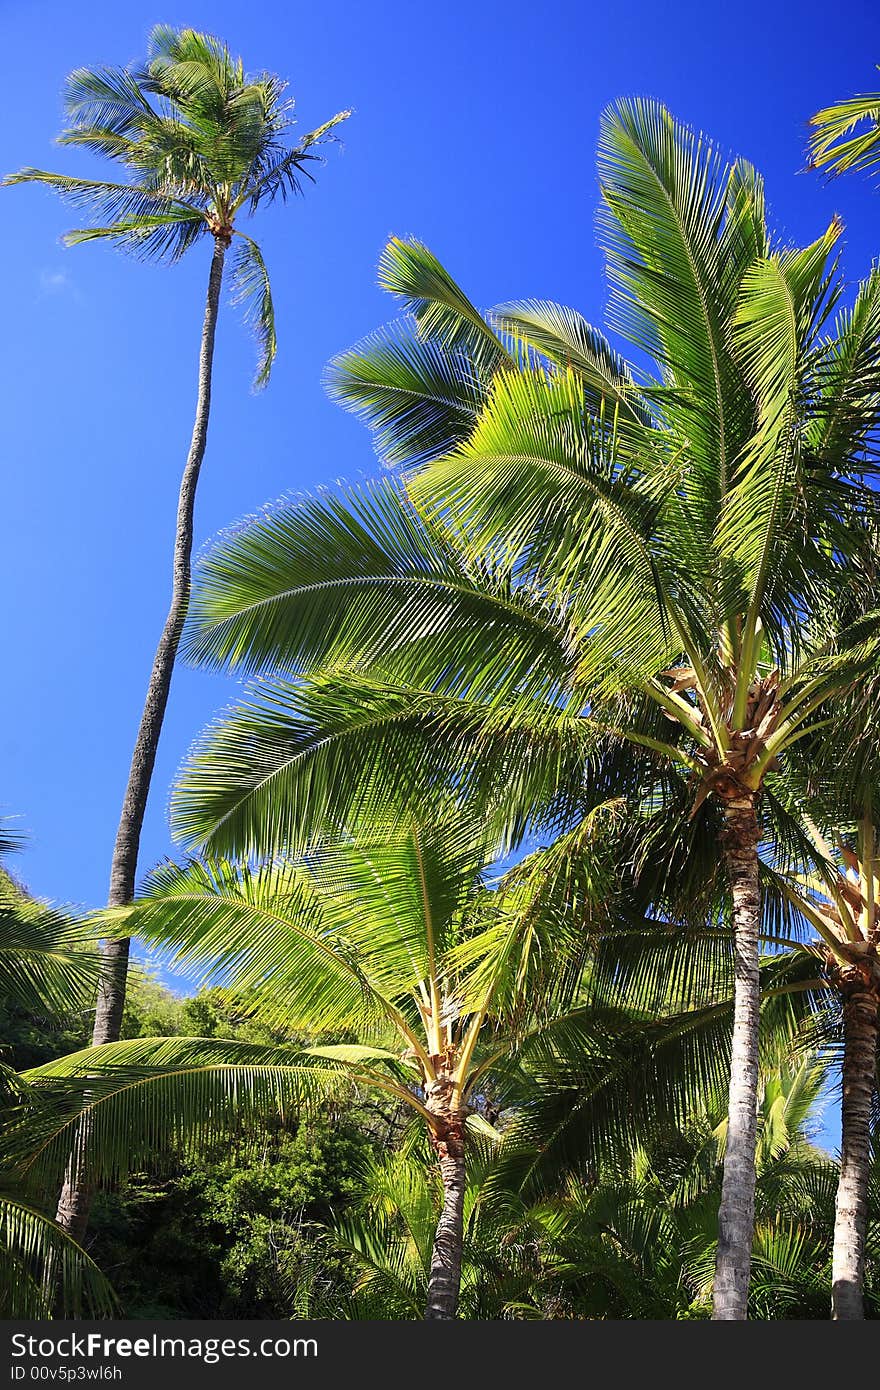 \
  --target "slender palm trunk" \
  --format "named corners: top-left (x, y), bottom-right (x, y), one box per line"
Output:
top-left (831, 972), bottom-right (879, 1319)
top-left (424, 1074), bottom-right (465, 1320)
top-left (55, 235), bottom-right (228, 1242)
top-left (712, 791), bottom-right (761, 1321)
